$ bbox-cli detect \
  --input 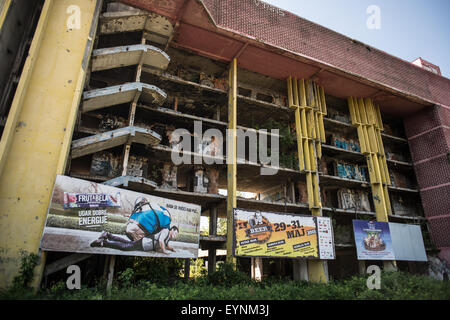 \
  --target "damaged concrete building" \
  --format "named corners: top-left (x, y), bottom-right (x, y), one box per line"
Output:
top-left (0, 0), bottom-right (449, 288)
